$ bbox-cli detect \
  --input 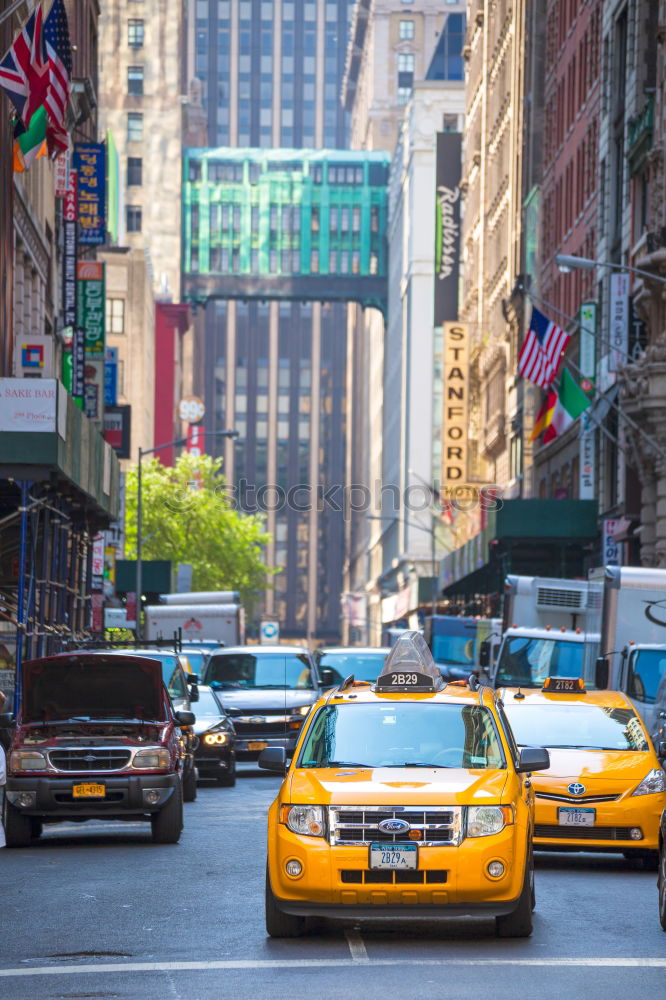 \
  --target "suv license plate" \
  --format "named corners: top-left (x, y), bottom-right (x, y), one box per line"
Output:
top-left (72, 783), bottom-right (106, 799)
top-left (370, 843), bottom-right (418, 870)
top-left (248, 741), bottom-right (267, 751)
top-left (558, 807), bottom-right (595, 827)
